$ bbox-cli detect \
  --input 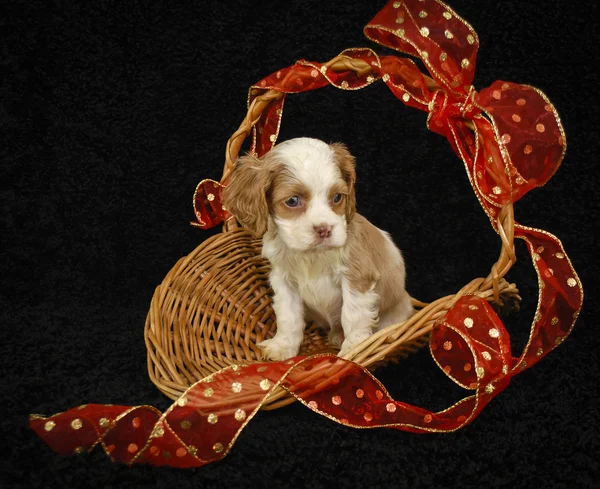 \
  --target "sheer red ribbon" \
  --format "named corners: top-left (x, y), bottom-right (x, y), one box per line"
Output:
top-left (31, 0), bottom-right (583, 468)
